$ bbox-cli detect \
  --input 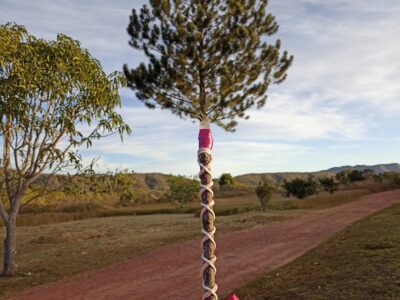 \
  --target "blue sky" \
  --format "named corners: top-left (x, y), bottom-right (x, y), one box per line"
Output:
top-left (1, 0), bottom-right (399, 176)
